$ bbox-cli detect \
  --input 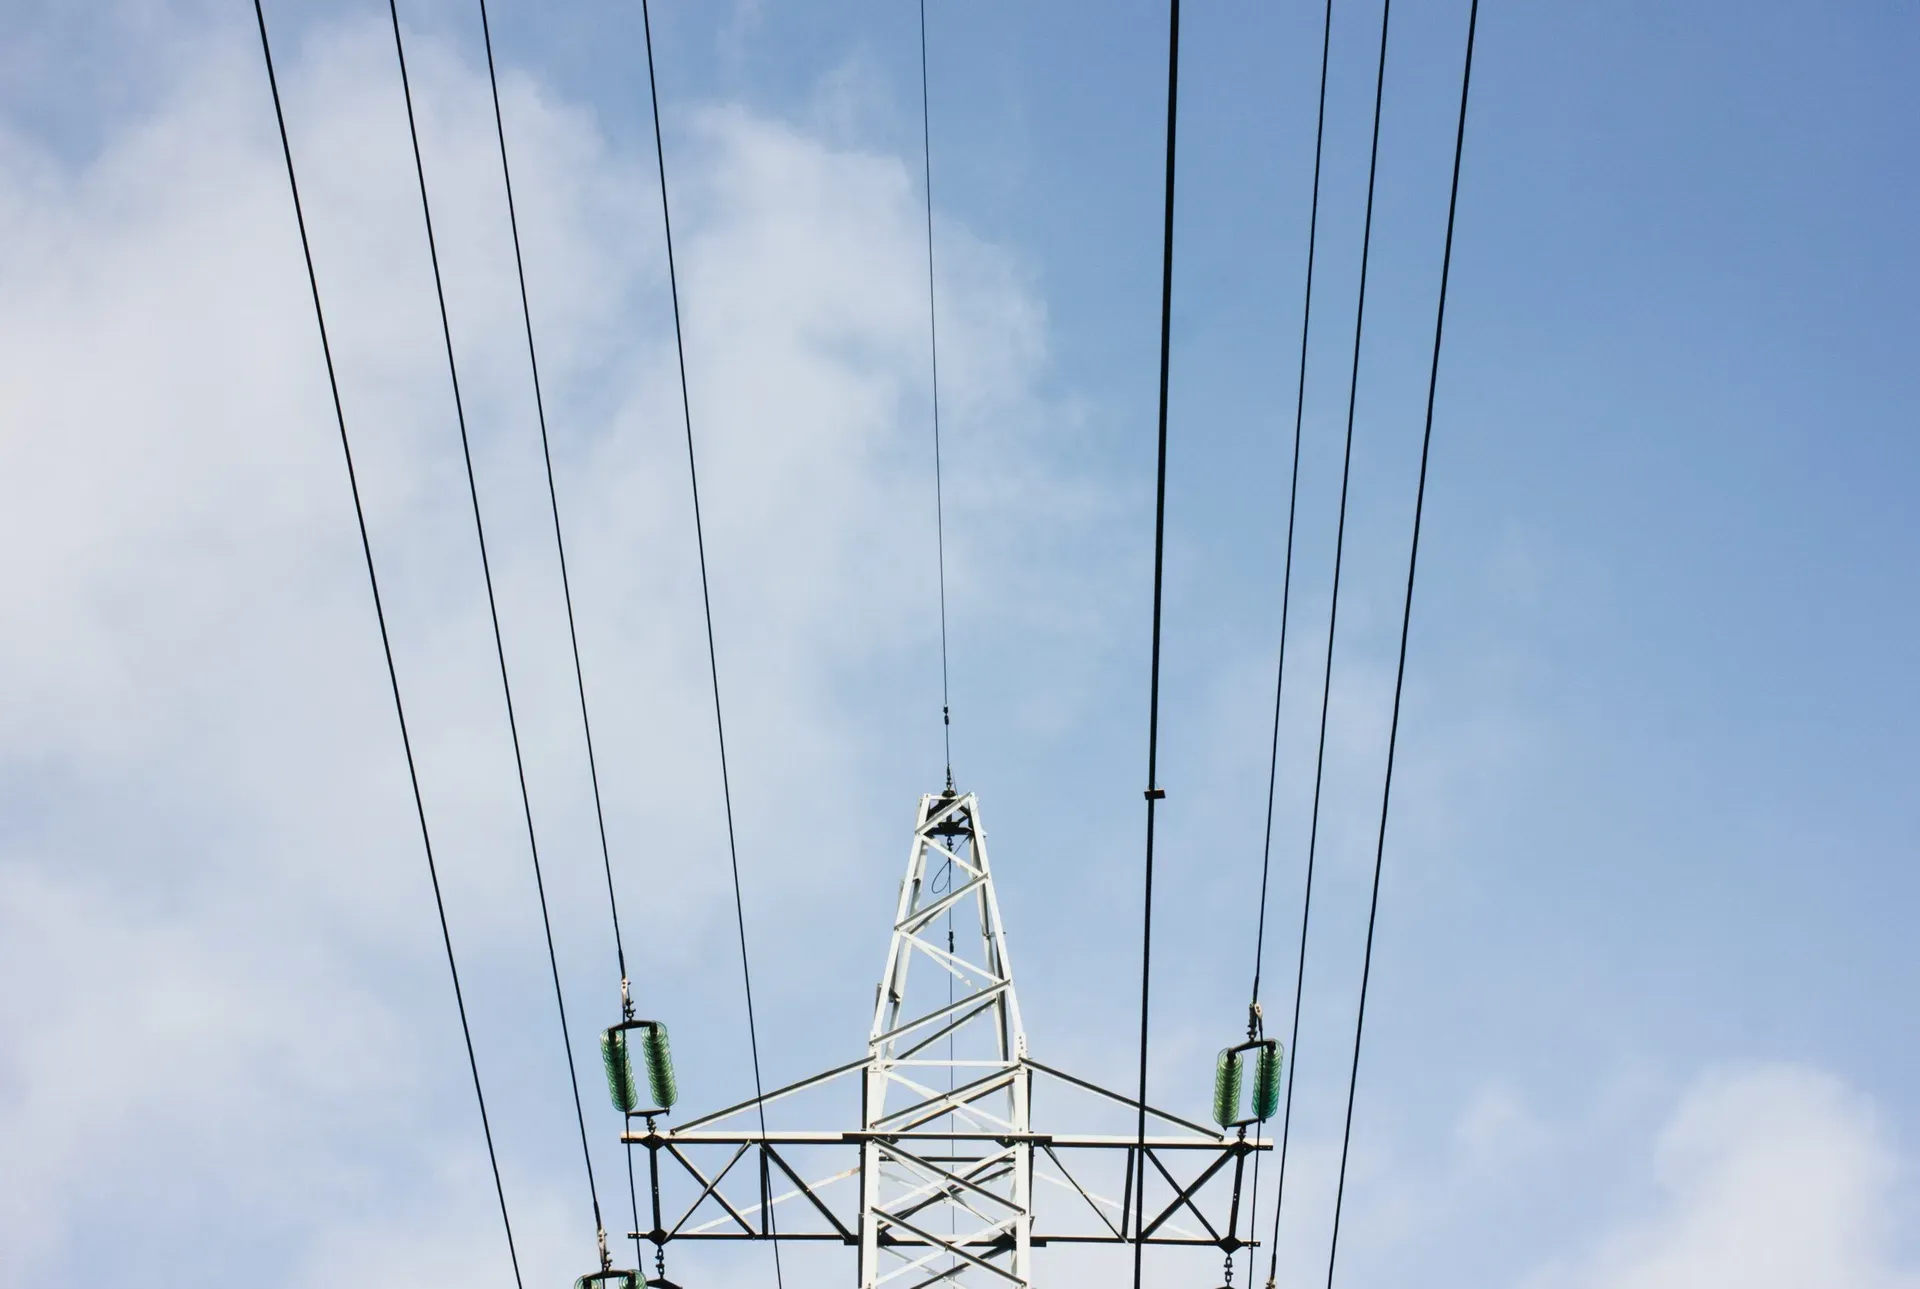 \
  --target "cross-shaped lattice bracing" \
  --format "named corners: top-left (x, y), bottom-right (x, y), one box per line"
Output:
top-left (622, 790), bottom-right (1269, 1288)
